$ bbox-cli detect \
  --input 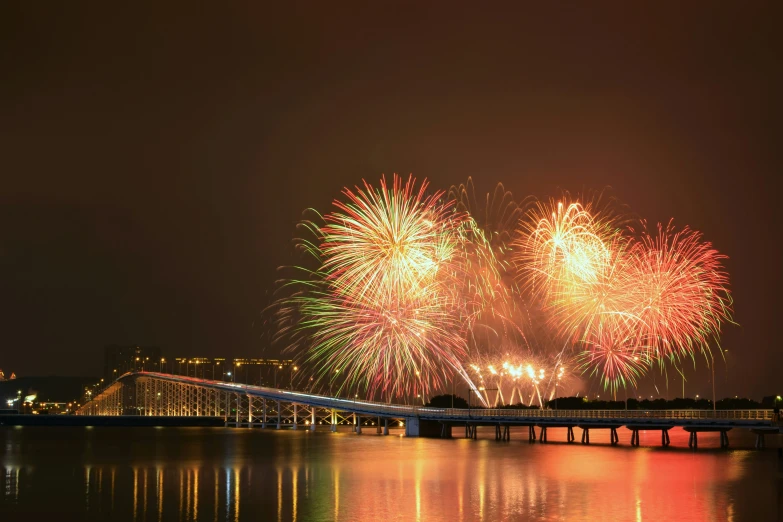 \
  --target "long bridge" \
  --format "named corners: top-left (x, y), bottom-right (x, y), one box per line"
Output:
top-left (77, 372), bottom-right (781, 449)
